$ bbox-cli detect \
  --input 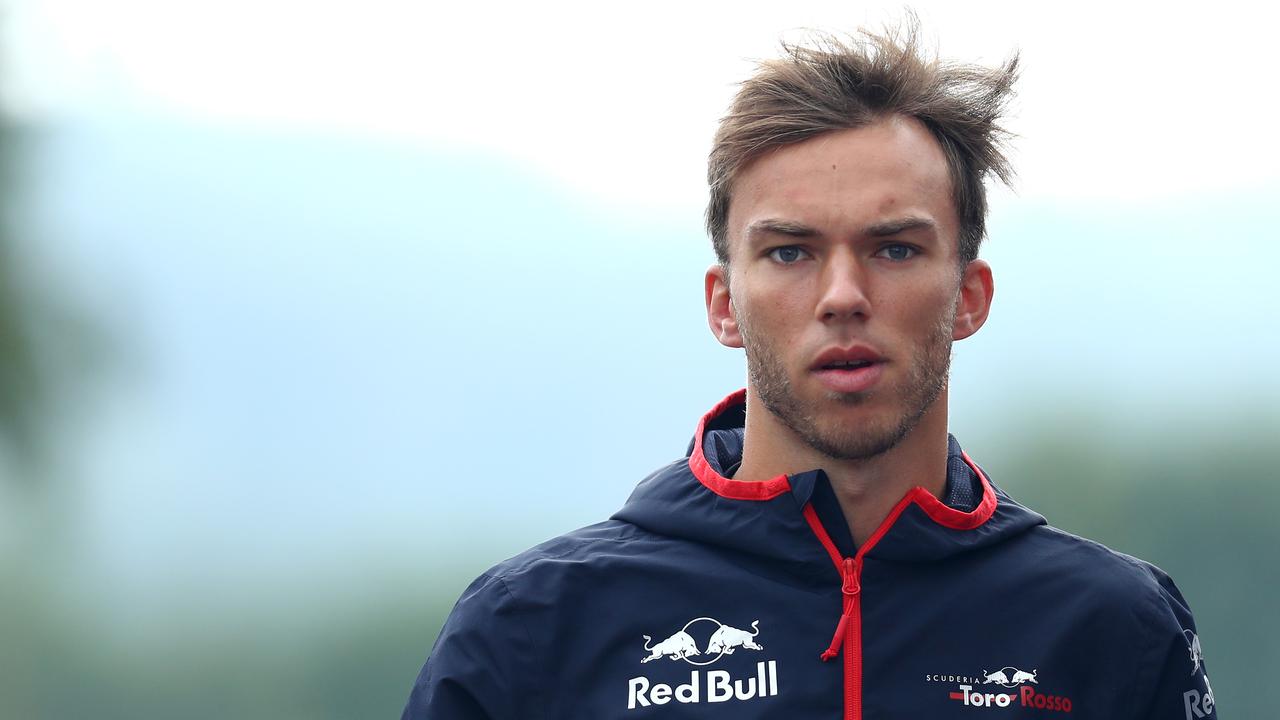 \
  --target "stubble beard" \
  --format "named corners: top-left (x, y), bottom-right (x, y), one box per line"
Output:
top-left (740, 310), bottom-right (954, 462)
